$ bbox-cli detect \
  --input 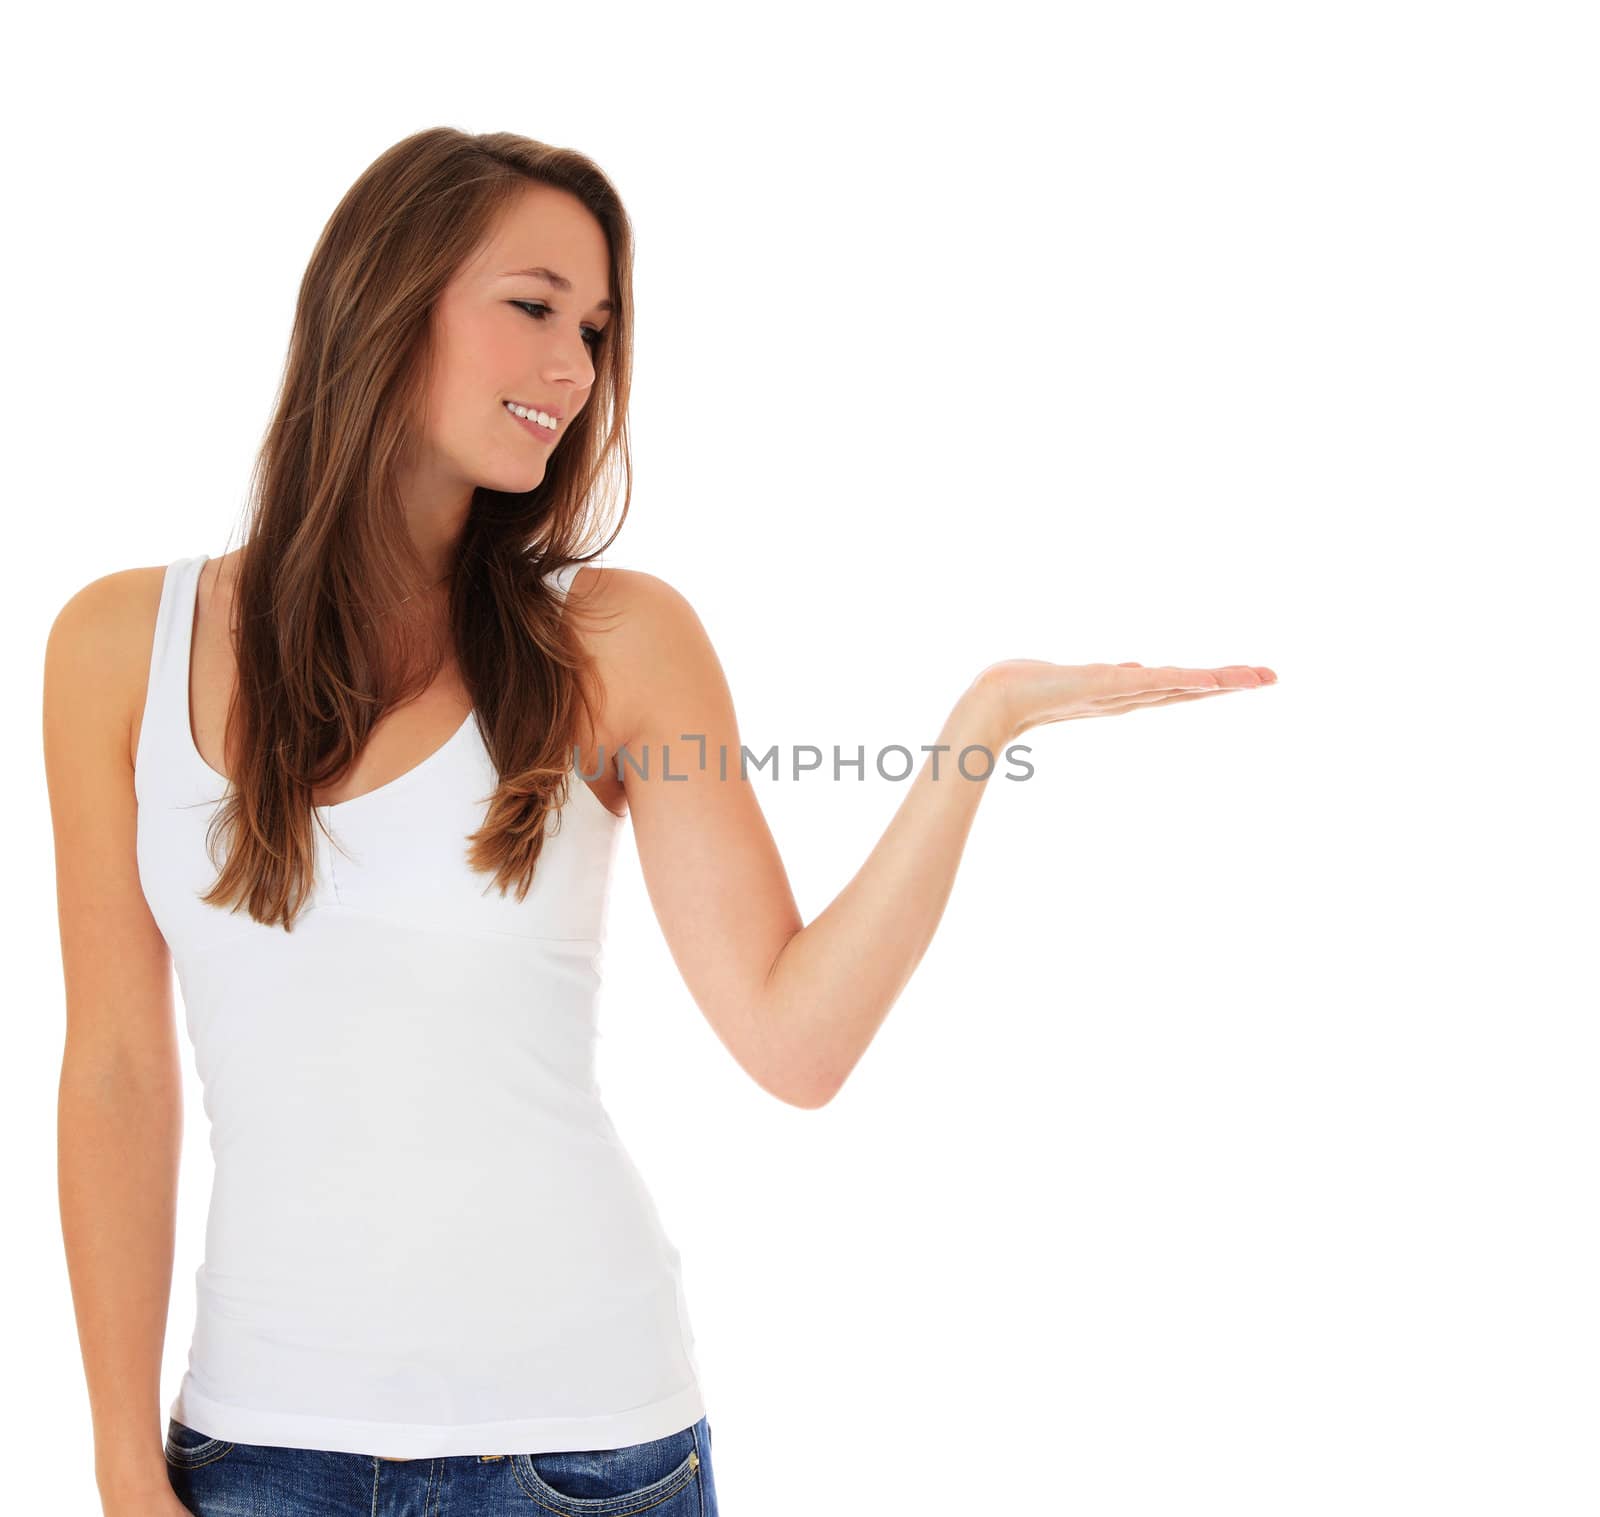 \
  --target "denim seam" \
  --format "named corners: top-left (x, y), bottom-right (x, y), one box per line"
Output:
top-left (694, 1420), bottom-right (707, 1517)
top-left (508, 1448), bottom-right (699, 1516)
top-left (165, 1440), bottom-right (234, 1470)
